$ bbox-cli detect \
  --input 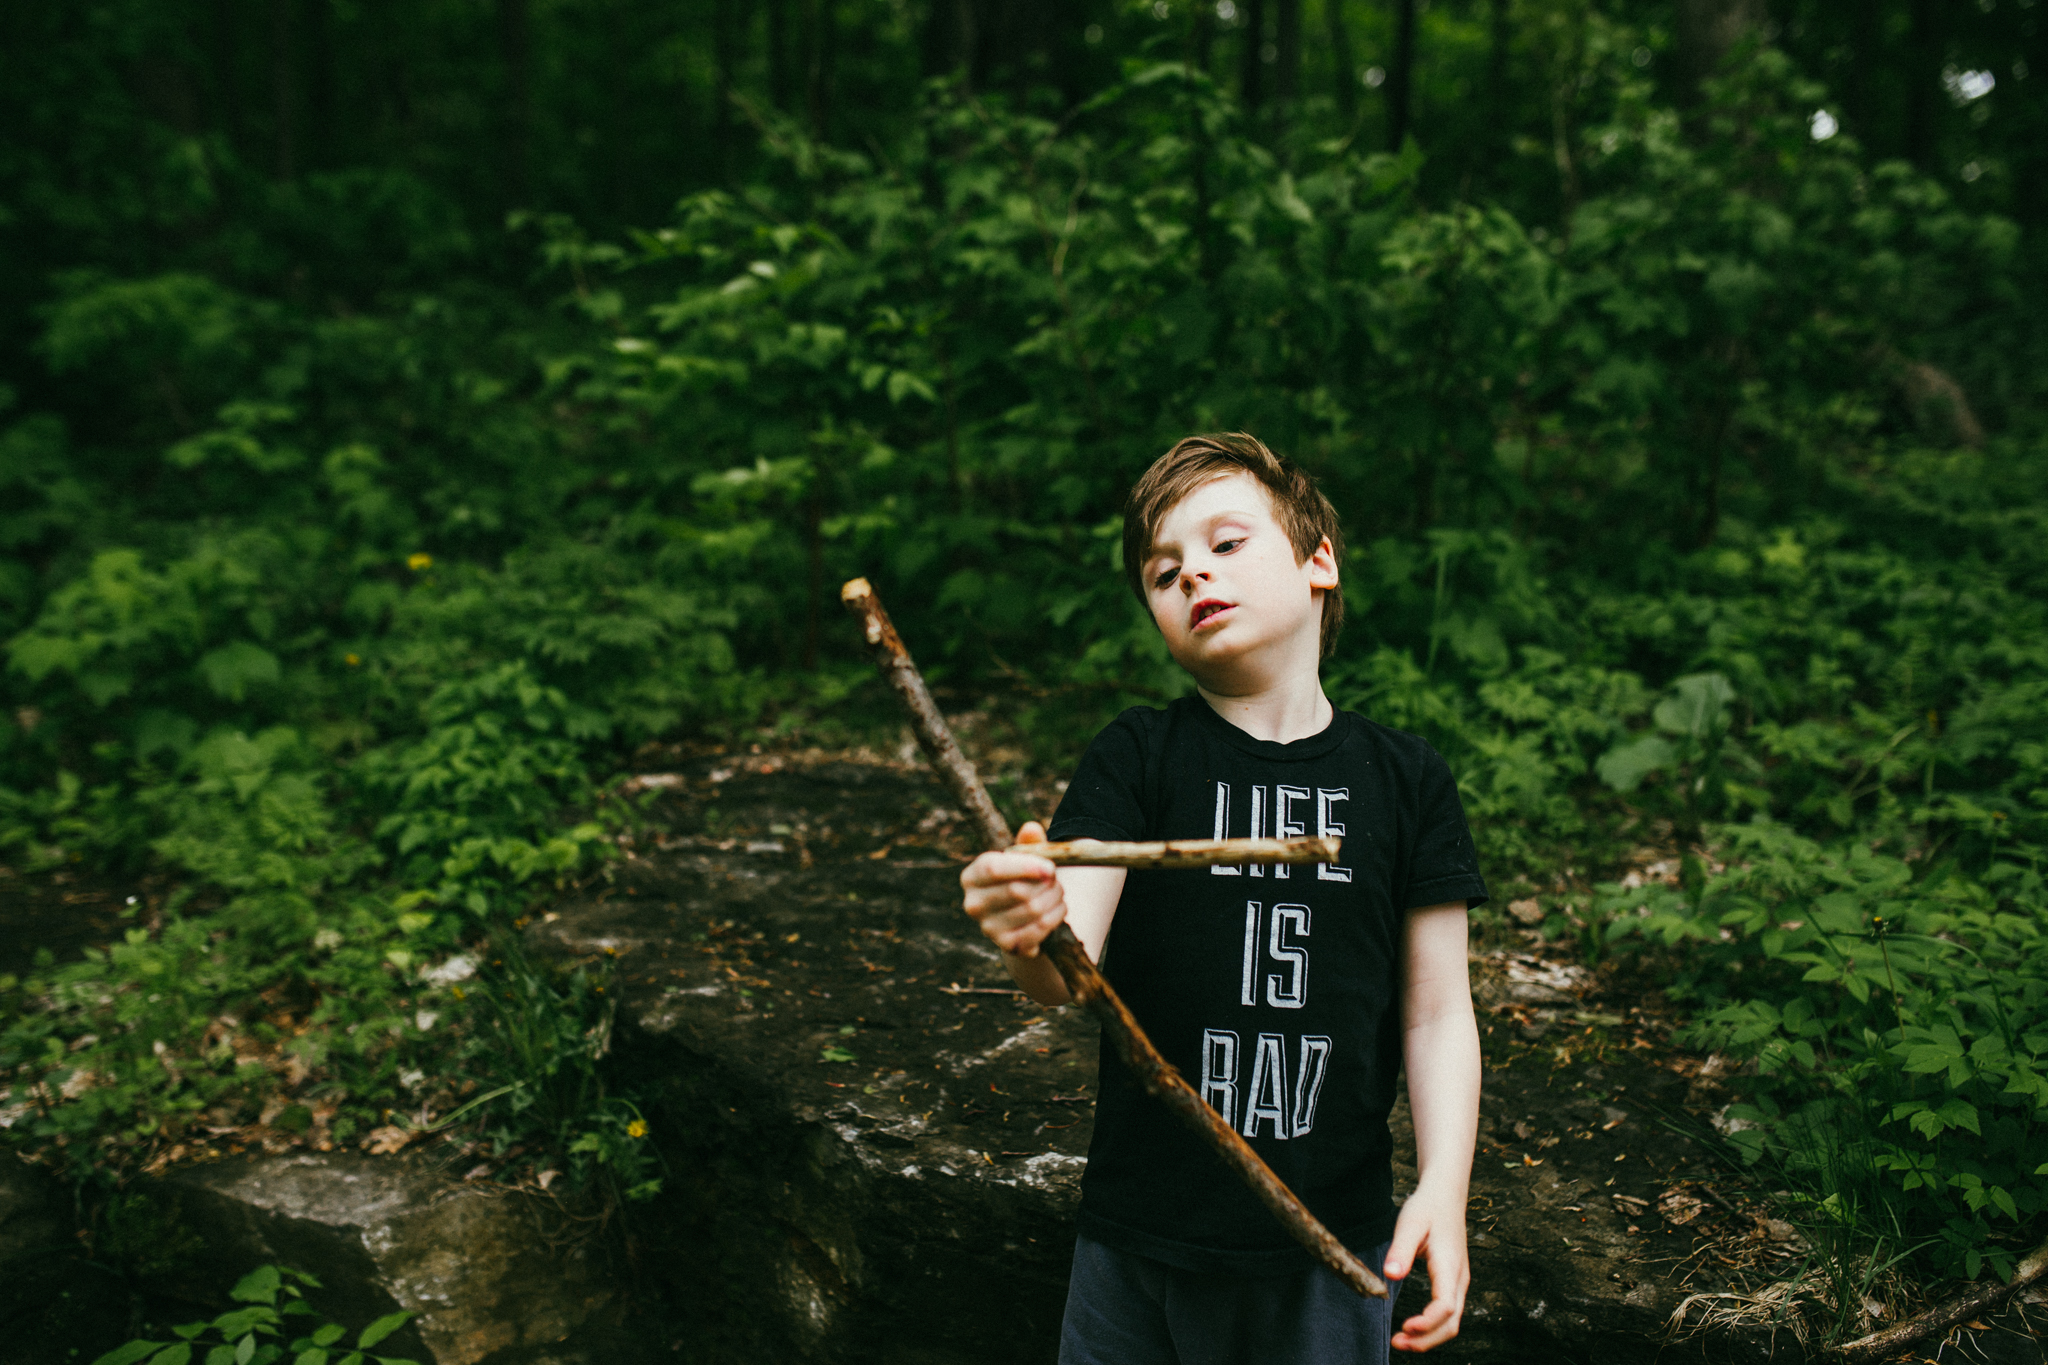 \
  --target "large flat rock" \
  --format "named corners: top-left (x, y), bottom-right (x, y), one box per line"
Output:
top-left (151, 1152), bottom-right (629, 1364)
top-left (532, 754), bottom-right (1809, 1364)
